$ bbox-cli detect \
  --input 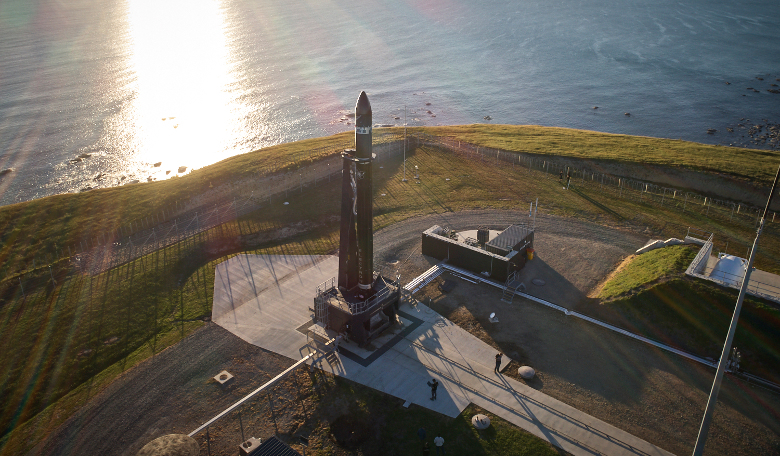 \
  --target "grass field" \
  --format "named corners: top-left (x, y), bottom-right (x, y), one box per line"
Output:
top-left (2, 126), bottom-right (780, 454)
top-left (415, 124), bottom-right (780, 183)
